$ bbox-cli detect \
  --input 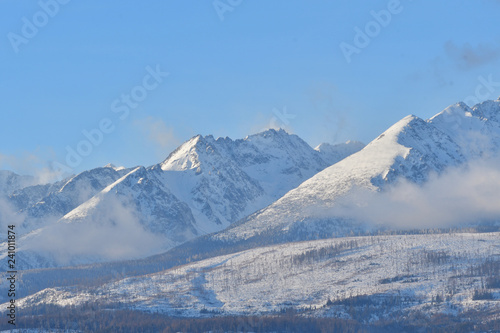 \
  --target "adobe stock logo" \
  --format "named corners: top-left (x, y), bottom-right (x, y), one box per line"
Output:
top-left (213, 0), bottom-right (243, 21)
top-left (464, 75), bottom-right (500, 107)
top-left (339, 0), bottom-right (413, 64)
top-left (260, 106), bottom-right (296, 132)
top-left (7, 0), bottom-right (71, 53)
